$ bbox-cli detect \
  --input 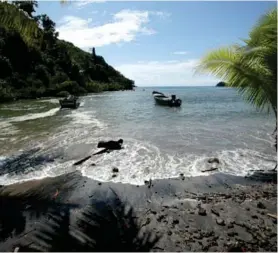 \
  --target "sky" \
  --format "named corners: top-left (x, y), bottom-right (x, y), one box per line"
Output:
top-left (35, 0), bottom-right (277, 87)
